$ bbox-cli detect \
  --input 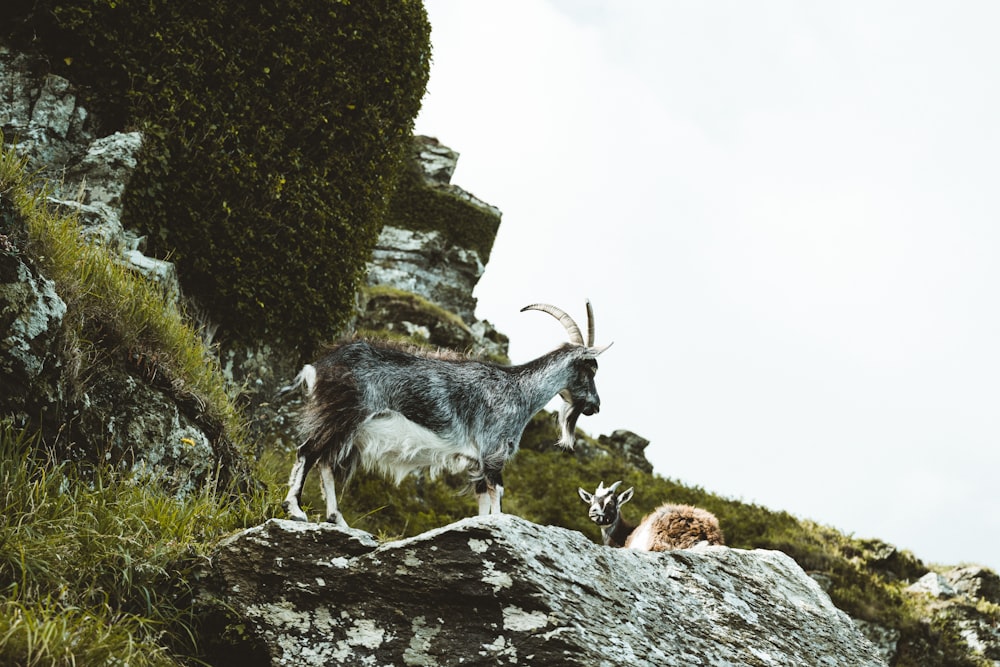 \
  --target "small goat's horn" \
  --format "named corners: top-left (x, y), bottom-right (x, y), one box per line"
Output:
top-left (608, 480), bottom-right (623, 492)
top-left (521, 303), bottom-right (585, 346)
